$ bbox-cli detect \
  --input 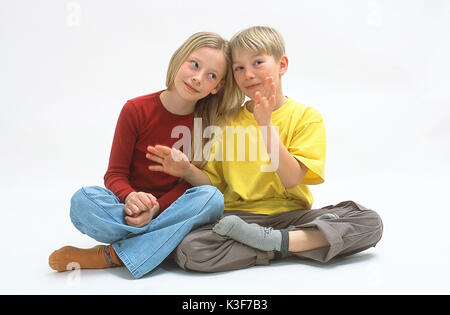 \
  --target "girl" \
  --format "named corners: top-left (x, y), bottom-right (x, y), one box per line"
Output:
top-left (48, 32), bottom-right (243, 279)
